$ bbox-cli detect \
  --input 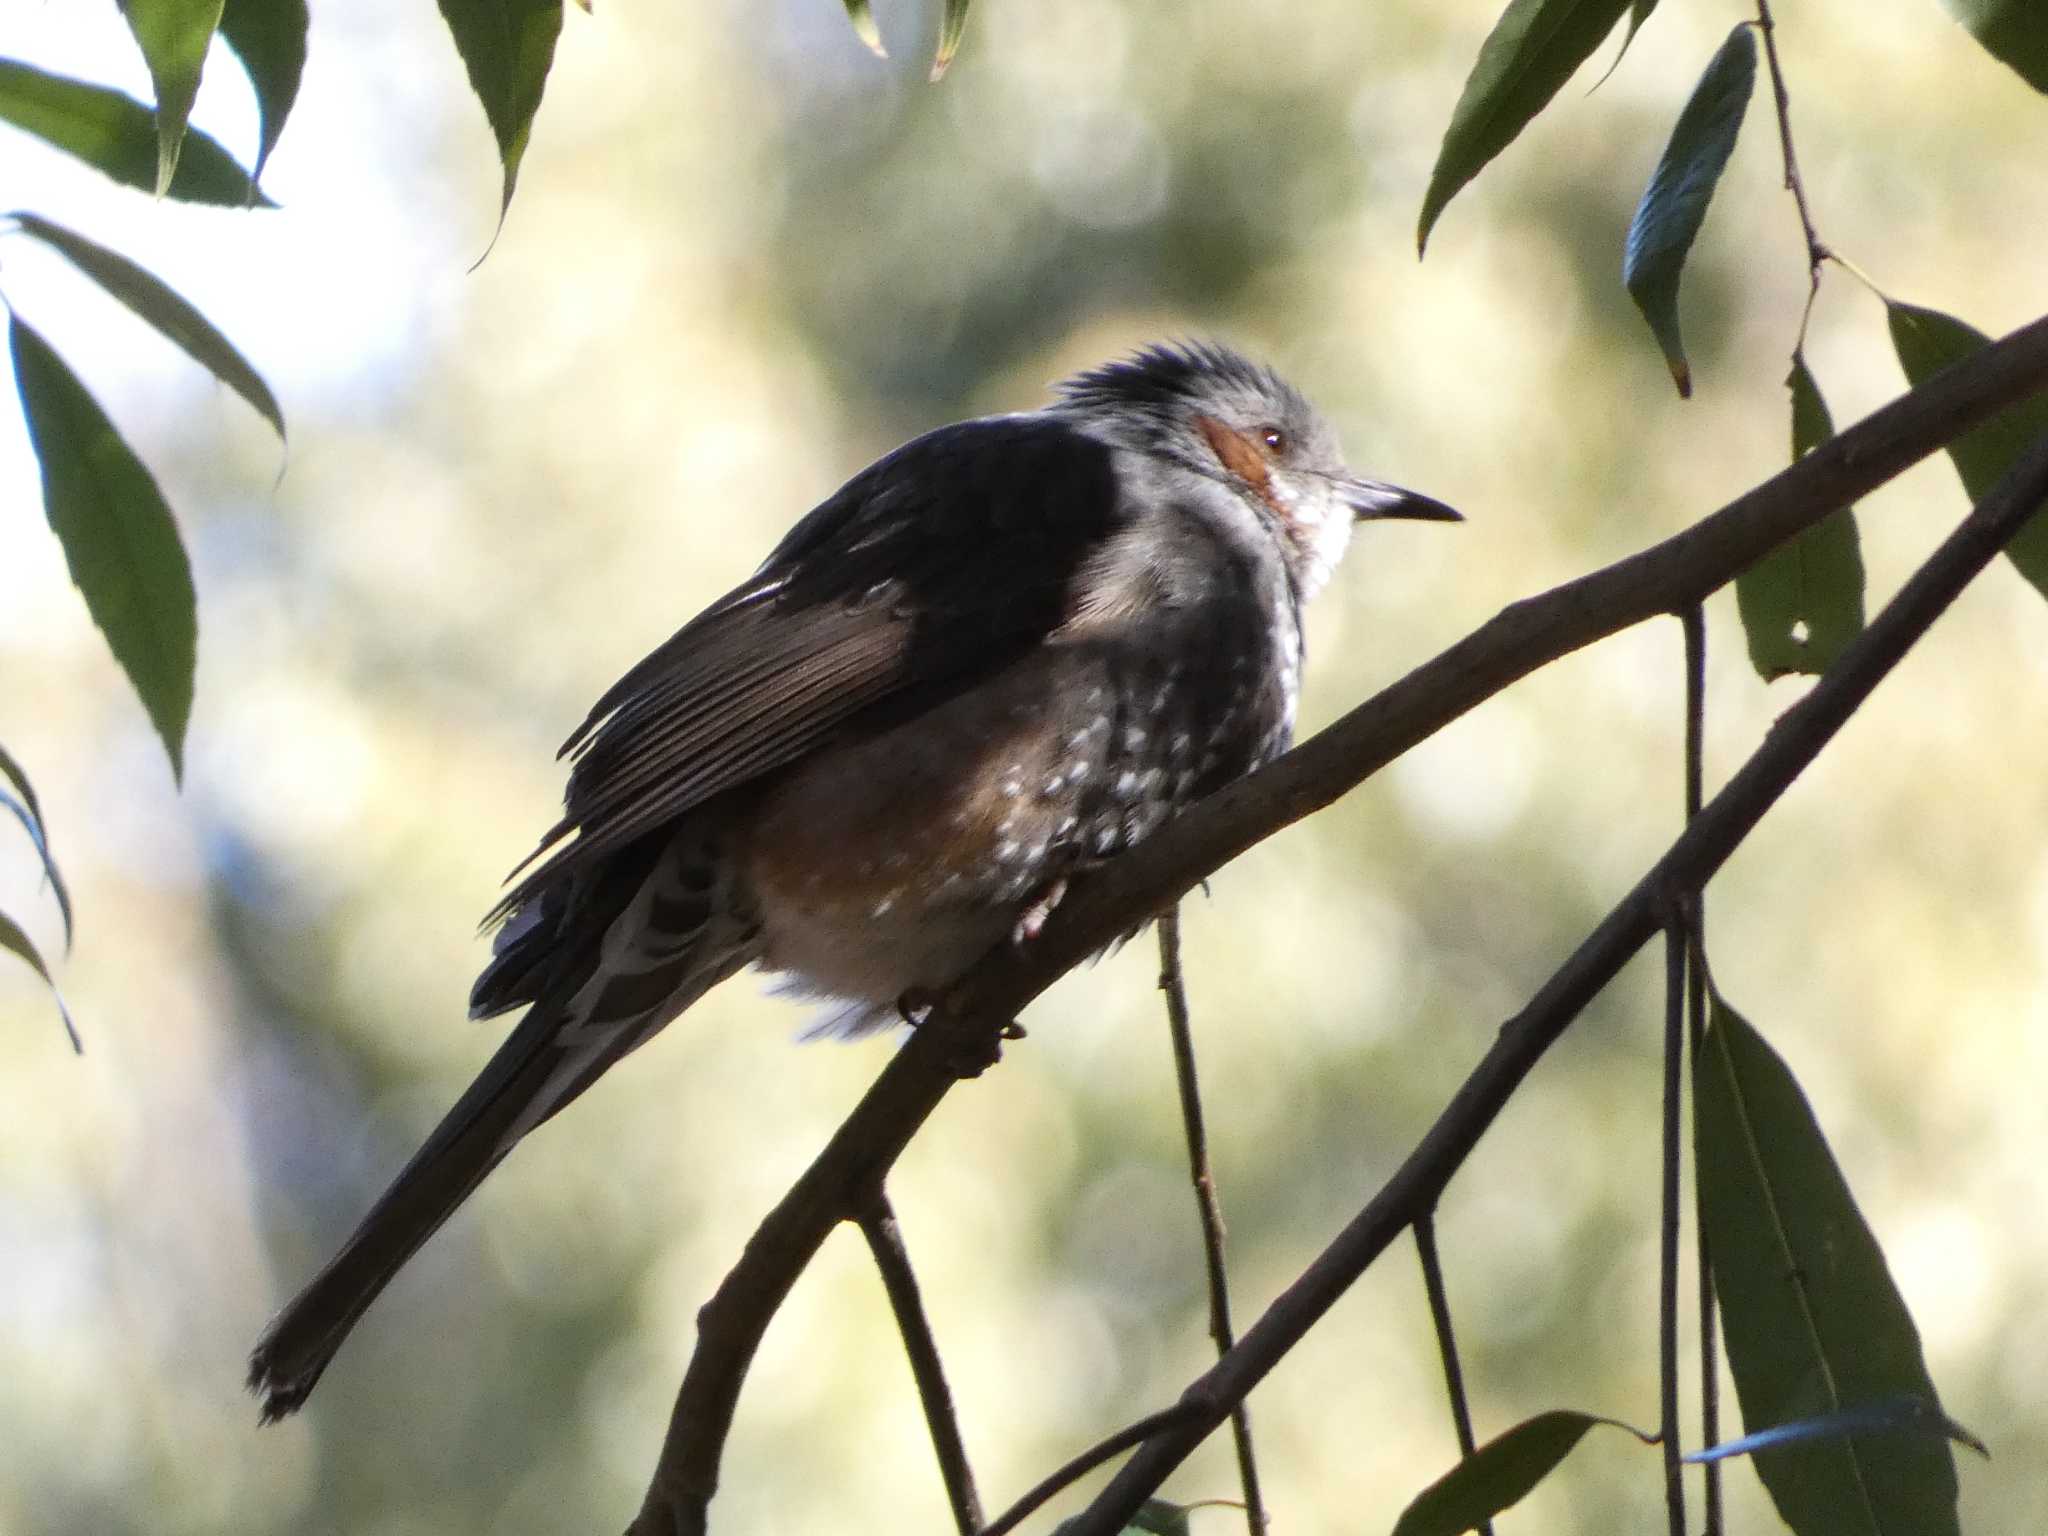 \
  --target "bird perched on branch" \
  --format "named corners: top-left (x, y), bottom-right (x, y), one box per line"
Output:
top-left (248, 340), bottom-right (1458, 1418)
